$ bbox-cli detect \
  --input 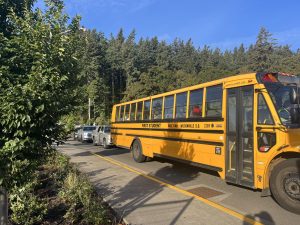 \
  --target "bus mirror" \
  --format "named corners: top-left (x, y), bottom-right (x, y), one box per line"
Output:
top-left (289, 88), bottom-right (298, 104)
top-left (290, 106), bottom-right (299, 124)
